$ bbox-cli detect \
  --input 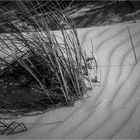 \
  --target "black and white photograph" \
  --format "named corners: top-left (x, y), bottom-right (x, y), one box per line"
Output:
top-left (0, 0), bottom-right (140, 139)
